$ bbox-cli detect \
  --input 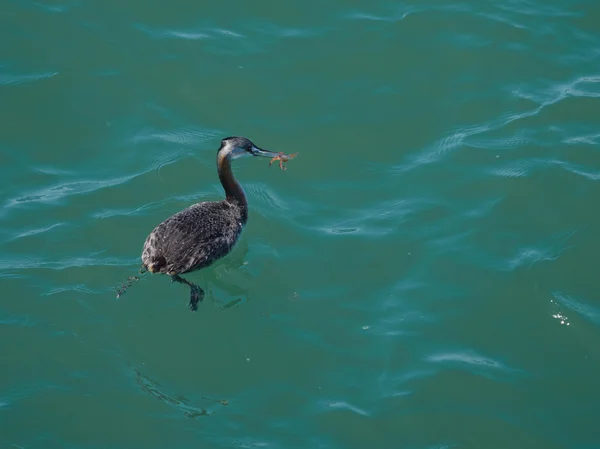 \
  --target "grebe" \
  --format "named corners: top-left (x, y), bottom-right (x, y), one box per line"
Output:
top-left (139, 136), bottom-right (292, 311)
